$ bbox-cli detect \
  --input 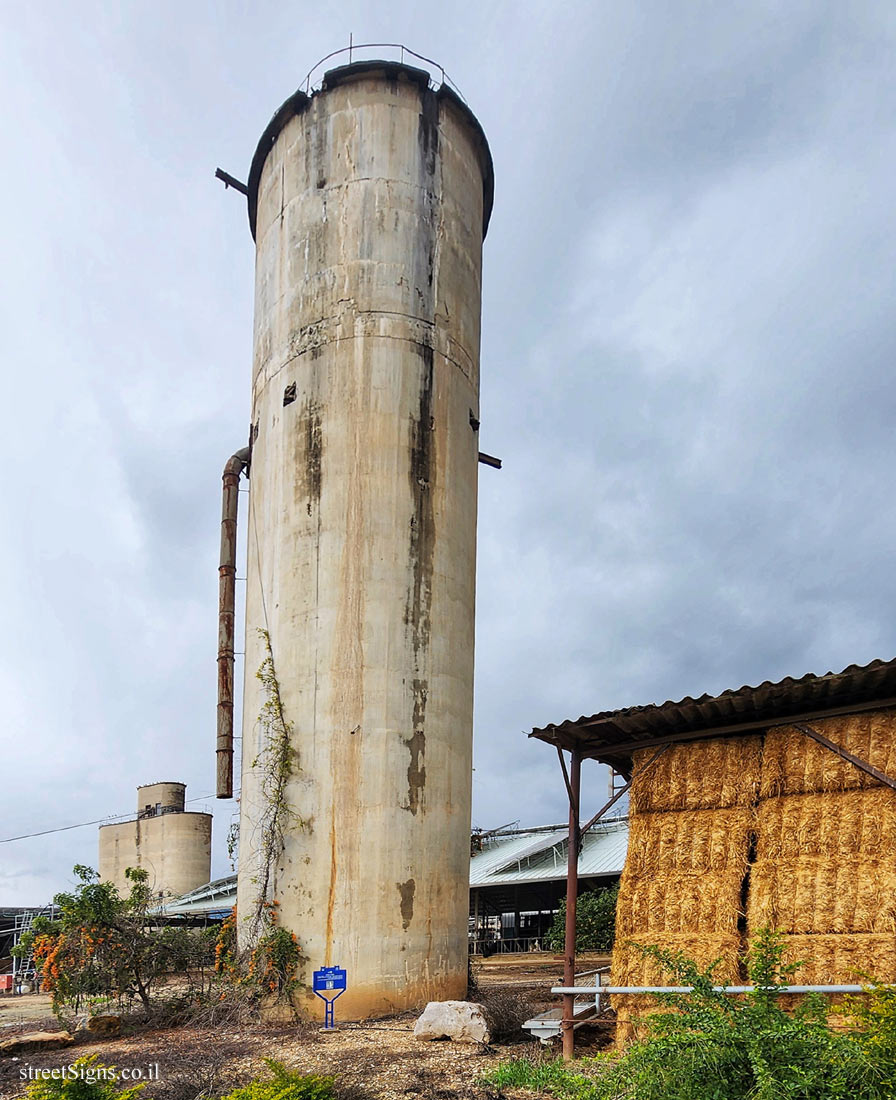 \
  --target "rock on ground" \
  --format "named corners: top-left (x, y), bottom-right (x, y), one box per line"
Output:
top-left (413, 1001), bottom-right (490, 1044)
top-left (86, 1016), bottom-right (121, 1037)
top-left (0, 1031), bottom-right (74, 1056)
